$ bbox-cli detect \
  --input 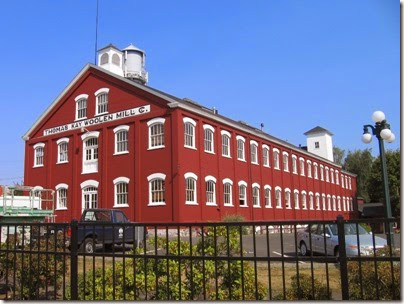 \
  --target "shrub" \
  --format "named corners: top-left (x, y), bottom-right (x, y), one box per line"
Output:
top-left (222, 214), bottom-right (250, 234)
top-left (273, 273), bottom-right (332, 300)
